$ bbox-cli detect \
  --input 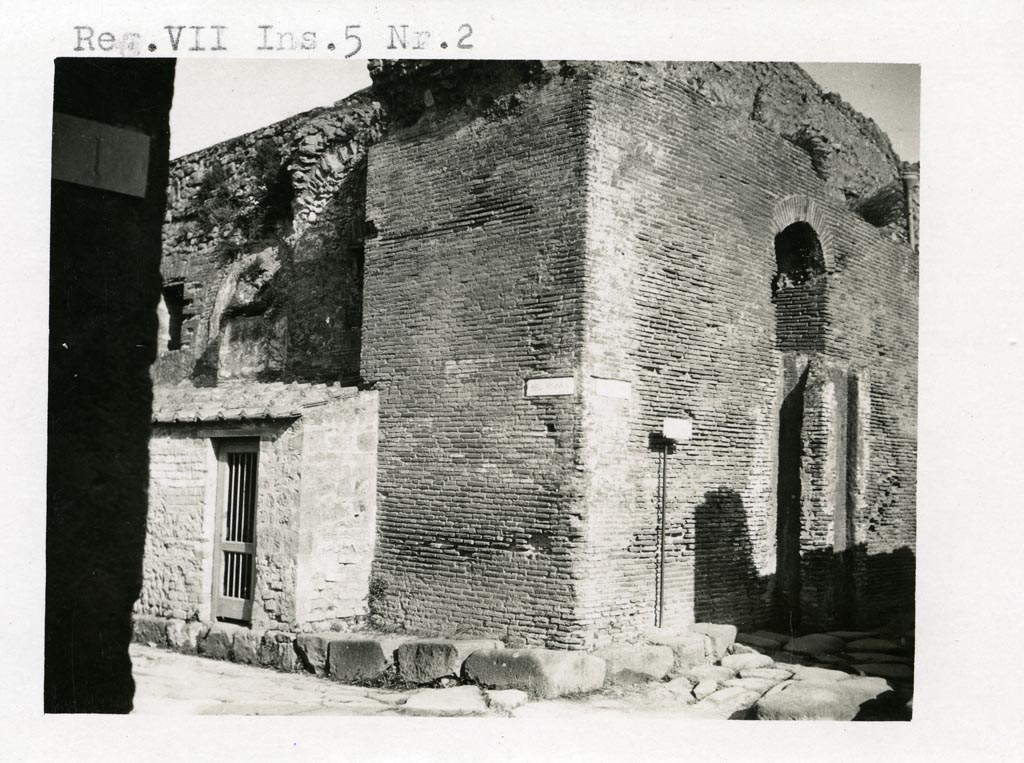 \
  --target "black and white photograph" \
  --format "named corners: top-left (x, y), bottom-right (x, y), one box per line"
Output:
top-left (4, 1), bottom-right (1024, 761)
